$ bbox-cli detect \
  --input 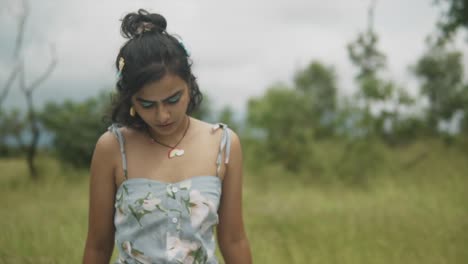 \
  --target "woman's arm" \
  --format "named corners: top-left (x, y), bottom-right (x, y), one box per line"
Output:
top-left (217, 131), bottom-right (252, 264)
top-left (82, 132), bottom-right (119, 264)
